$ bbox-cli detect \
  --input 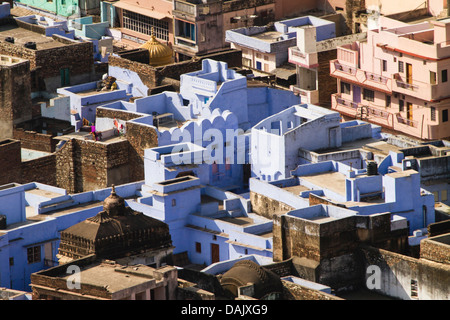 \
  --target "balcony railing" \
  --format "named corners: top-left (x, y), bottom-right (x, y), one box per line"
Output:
top-left (174, 0), bottom-right (209, 18)
top-left (364, 71), bottom-right (389, 85)
top-left (333, 61), bottom-right (357, 75)
top-left (335, 95), bottom-right (358, 109)
top-left (396, 113), bottom-right (418, 128)
top-left (290, 47), bottom-right (306, 58)
top-left (289, 47), bottom-right (318, 68)
top-left (367, 106), bottom-right (390, 120)
top-left (174, 0), bottom-right (196, 15)
top-left (395, 80), bottom-right (419, 91)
